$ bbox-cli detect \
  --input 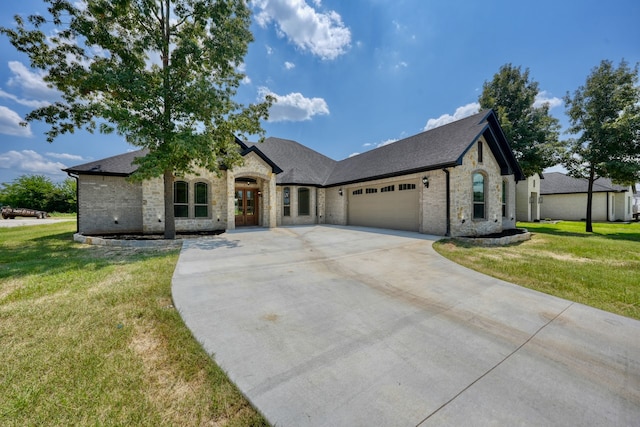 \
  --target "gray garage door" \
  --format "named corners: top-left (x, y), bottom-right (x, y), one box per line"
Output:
top-left (347, 181), bottom-right (419, 231)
